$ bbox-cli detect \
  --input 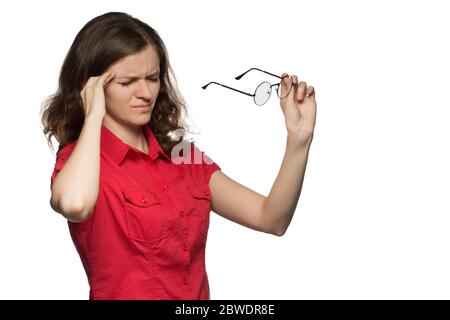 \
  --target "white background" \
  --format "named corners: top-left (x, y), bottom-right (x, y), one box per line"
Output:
top-left (0, 0), bottom-right (449, 299)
